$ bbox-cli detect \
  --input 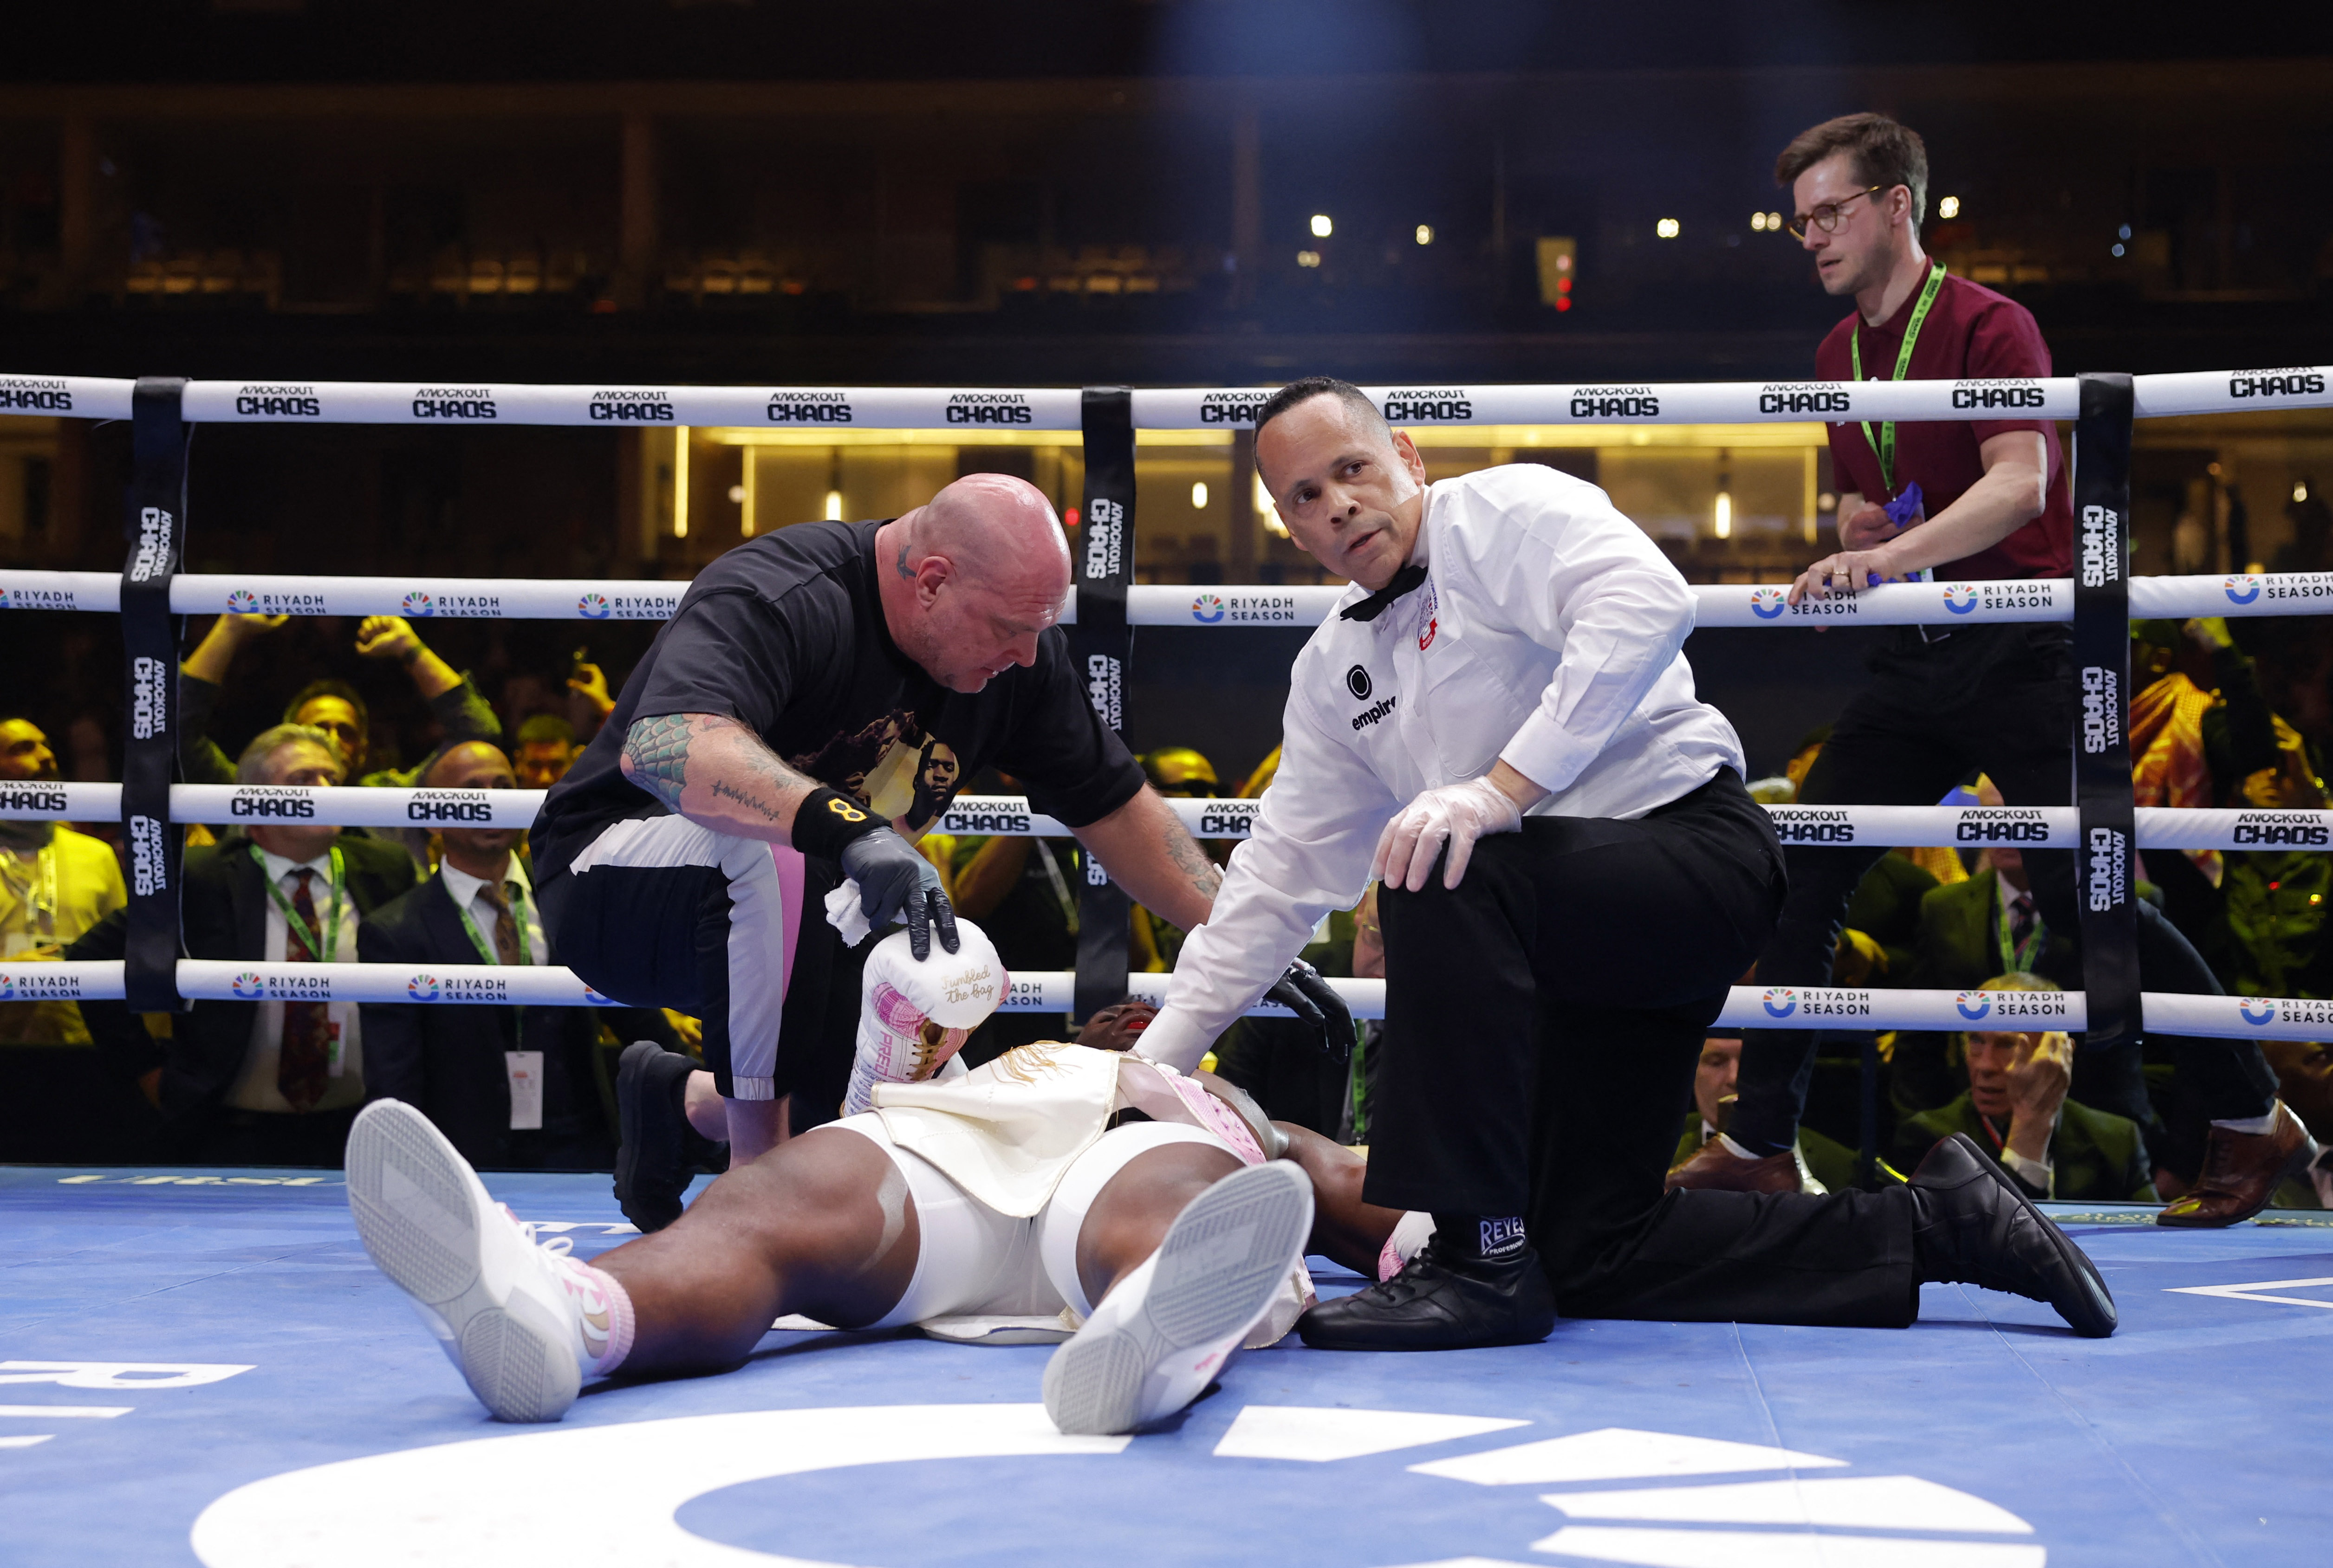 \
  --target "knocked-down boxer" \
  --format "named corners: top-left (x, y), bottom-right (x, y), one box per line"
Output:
top-left (345, 924), bottom-right (1405, 1435)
